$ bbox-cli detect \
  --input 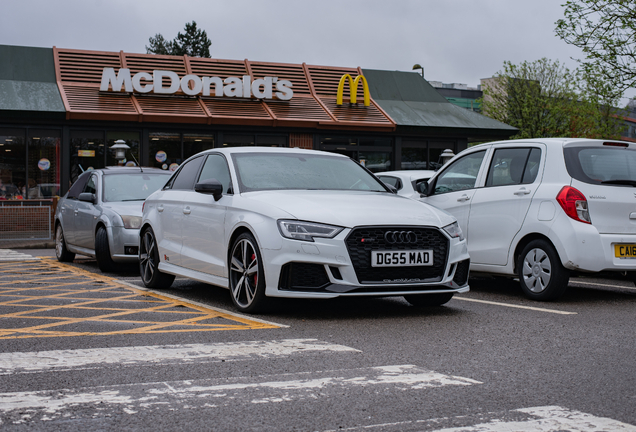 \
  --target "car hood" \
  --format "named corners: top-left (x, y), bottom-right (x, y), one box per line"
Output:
top-left (100, 200), bottom-right (144, 217)
top-left (242, 190), bottom-right (455, 228)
